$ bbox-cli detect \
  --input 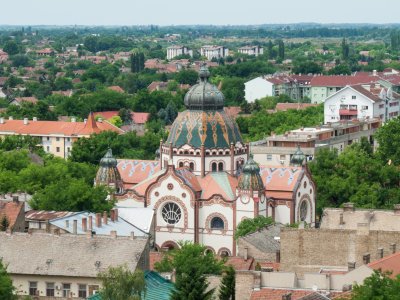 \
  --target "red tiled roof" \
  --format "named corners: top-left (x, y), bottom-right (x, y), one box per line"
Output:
top-left (225, 256), bottom-right (254, 271)
top-left (251, 288), bottom-right (313, 300)
top-left (94, 111), bottom-right (150, 125)
top-left (310, 75), bottom-right (378, 87)
top-left (0, 201), bottom-right (24, 230)
top-left (77, 112), bottom-right (102, 135)
top-left (13, 97), bottom-right (38, 104)
top-left (117, 160), bottom-right (161, 186)
top-left (25, 210), bottom-right (73, 221)
top-left (0, 115), bottom-right (123, 137)
top-left (260, 166), bottom-right (304, 193)
top-left (108, 86), bottom-right (125, 93)
top-left (368, 252), bottom-right (400, 278)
